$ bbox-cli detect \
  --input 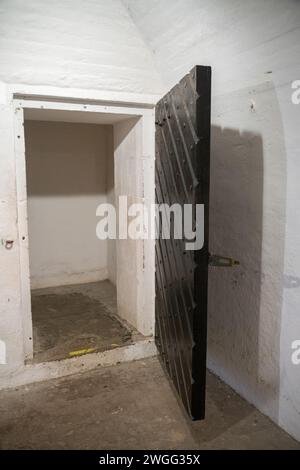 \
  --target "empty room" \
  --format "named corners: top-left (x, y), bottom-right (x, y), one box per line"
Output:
top-left (25, 115), bottom-right (127, 363)
top-left (17, 104), bottom-right (155, 366)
